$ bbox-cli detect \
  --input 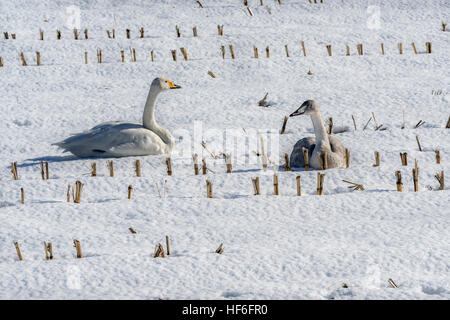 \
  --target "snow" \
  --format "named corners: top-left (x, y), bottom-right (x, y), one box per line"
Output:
top-left (0, 0), bottom-right (449, 299)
